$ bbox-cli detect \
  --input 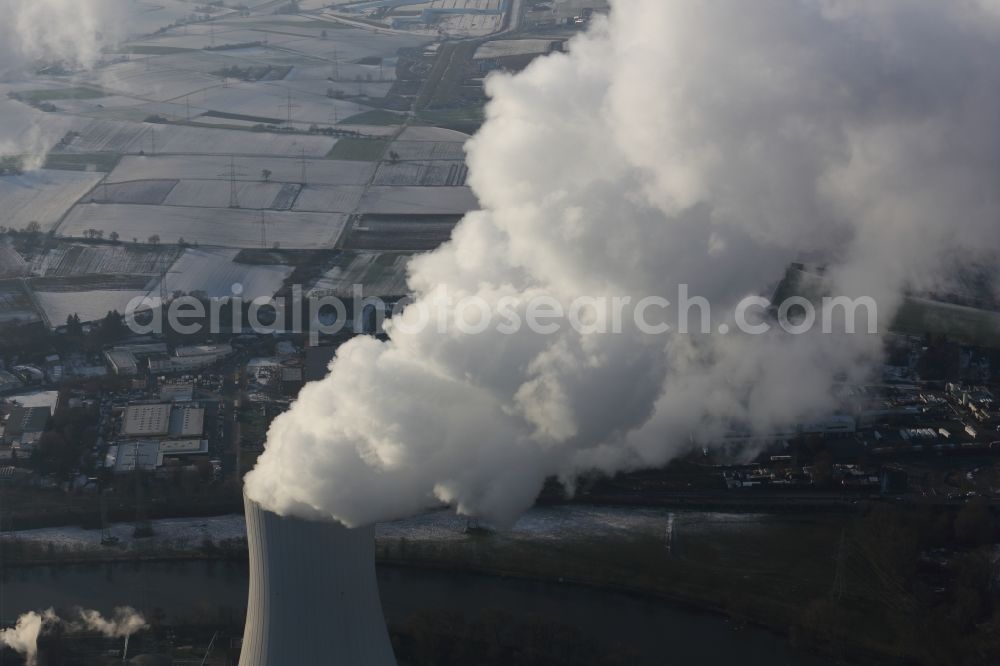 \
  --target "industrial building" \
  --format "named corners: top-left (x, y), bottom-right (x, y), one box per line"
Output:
top-left (0, 405), bottom-right (51, 454)
top-left (121, 404), bottom-right (204, 439)
top-left (107, 439), bottom-right (209, 473)
top-left (239, 496), bottom-right (396, 666)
